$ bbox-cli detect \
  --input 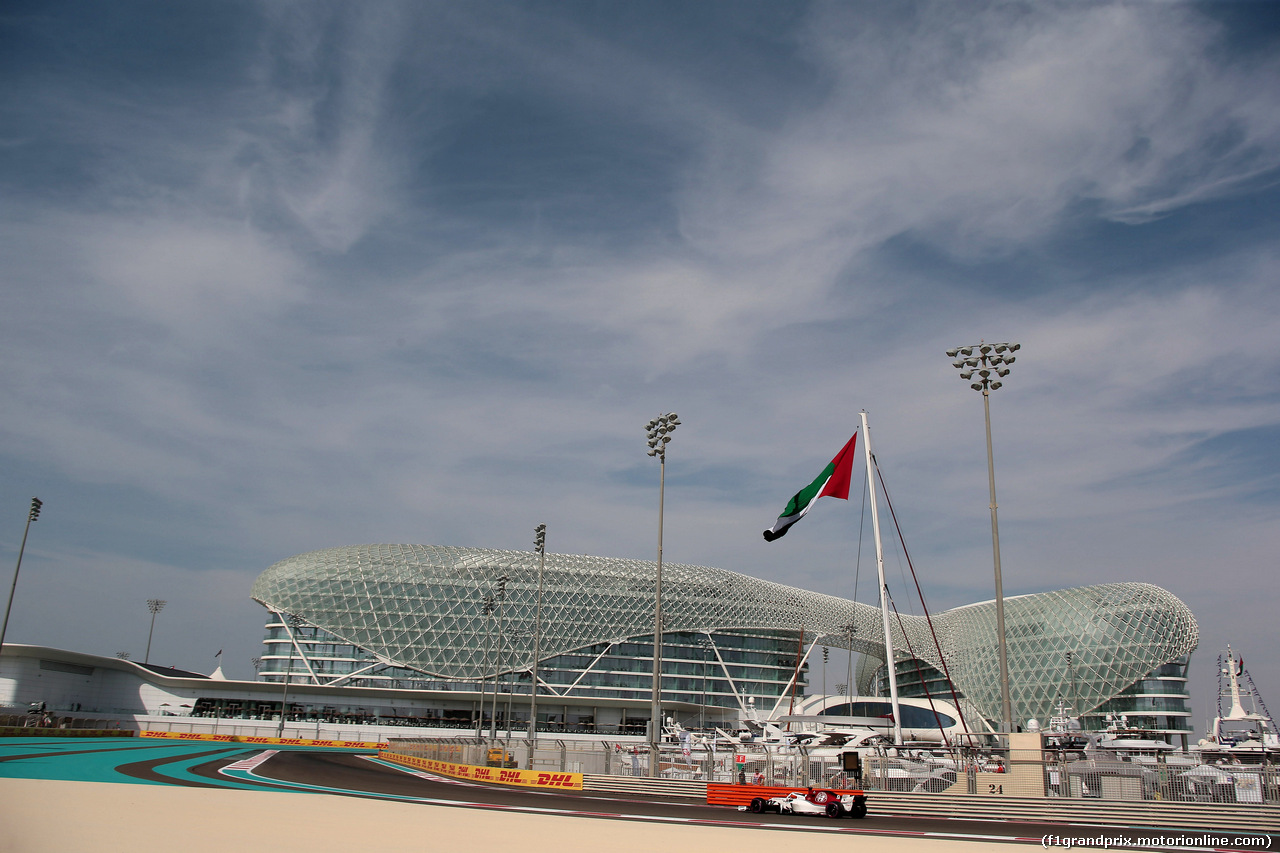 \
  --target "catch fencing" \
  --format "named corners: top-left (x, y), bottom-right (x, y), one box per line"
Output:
top-left (385, 736), bottom-right (1280, 807)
